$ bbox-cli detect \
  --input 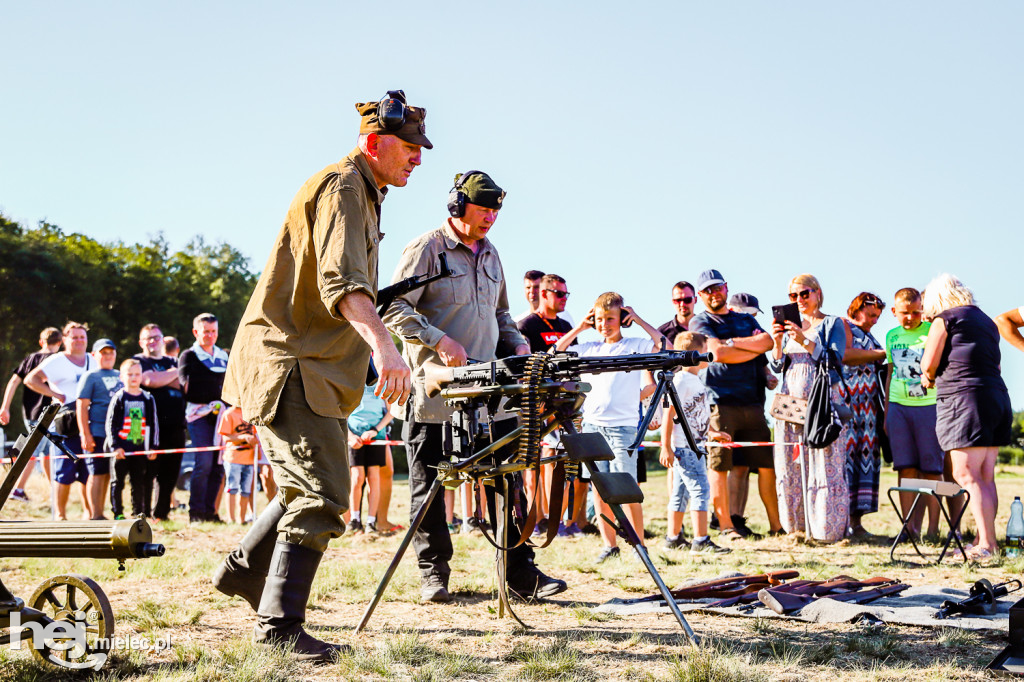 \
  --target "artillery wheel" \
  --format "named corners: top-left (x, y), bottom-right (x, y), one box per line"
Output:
top-left (27, 574), bottom-right (114, 669)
